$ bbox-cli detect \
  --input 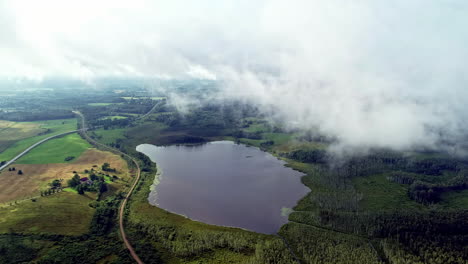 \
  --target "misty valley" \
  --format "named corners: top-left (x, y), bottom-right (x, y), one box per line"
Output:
top-left (1, 1), bottom-right (468, 264)
top-left (0, 81), bottom-right (466, 264)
